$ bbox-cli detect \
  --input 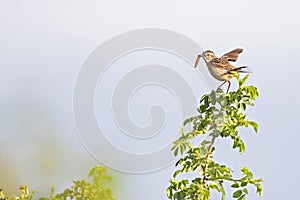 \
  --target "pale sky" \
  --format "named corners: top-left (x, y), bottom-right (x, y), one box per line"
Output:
top-left (1, 0), bottom-right (299, 199)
